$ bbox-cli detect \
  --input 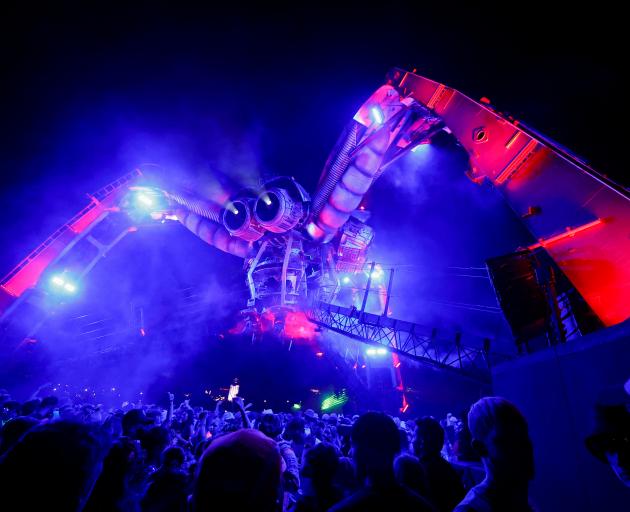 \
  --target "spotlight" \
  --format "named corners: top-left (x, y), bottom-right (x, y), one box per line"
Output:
top-left (261, 193), bottom-right (272, 206)
top-left (253, 188), bottom-right (303, 233)
top-left (222, 199), bottom-right (265, 241)
top-left (136, 193), bottom-right (154, 207)
top-left (50, 273), bottom-right (78, 295)
top-left (225, 202), bottom-right (240, 215)
top-left (51, 275), bottom-right (64, 286)
top-left (370, 106), bottom-right (384, 125)
top-left (63, 282), bottom-right (77, 293)
top-left (370, 267), bottom-right (384, 280)
top-left (366, 346), bottom-right (388, 356)
top-left (342, 276), bottom-right (351, 284)
top-left (126, 187), bottom-right (169, 220)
